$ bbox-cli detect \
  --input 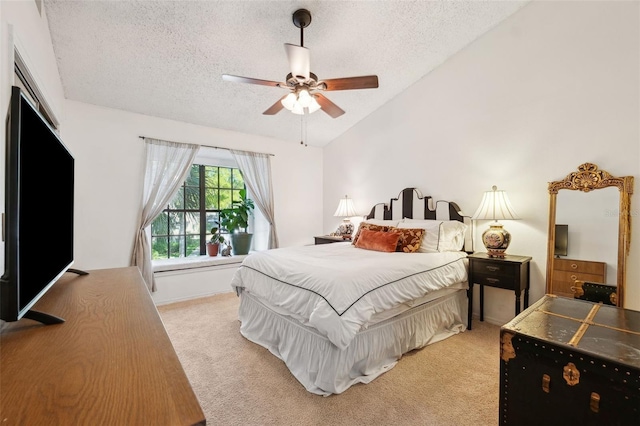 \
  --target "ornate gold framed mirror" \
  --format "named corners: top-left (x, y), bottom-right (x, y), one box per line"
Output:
top-left (546, 163), bottom-right (633, 306)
